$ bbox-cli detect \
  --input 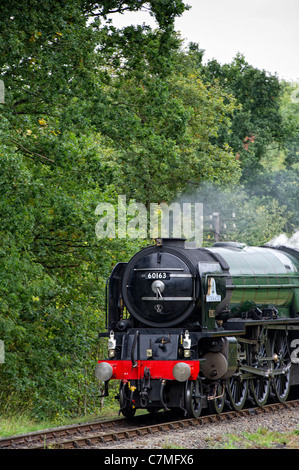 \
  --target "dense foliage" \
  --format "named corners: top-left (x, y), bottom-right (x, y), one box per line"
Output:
top-left (0, 1), bottom-right (298, 419)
